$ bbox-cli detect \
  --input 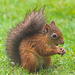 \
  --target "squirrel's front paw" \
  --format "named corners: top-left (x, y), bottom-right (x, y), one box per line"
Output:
top-left (57, 47), bottom-right (66, 55)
